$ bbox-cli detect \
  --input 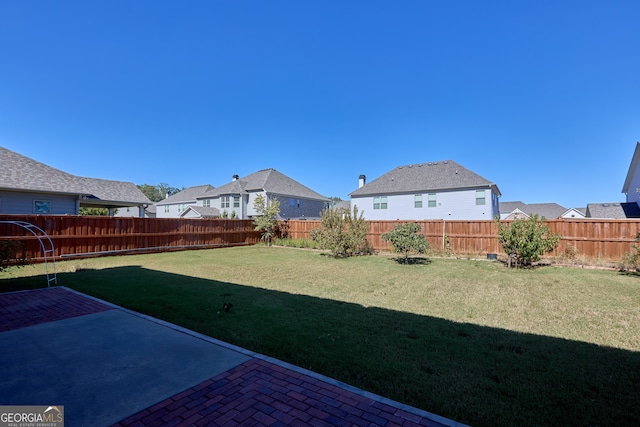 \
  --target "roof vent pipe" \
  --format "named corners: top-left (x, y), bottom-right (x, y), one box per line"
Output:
top-left (358, 174), bottom-right (366, 188)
